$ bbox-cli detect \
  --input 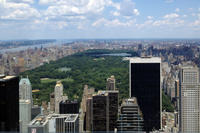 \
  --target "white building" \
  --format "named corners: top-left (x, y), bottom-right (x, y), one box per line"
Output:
top-left (19, 77), bottom-right (32, 133)
top-left (19, 77), bottom-right (32, 105)
top-left (179, 66), bottom-right (200, 132)
top-left (20, 100), bottom-right (31, 133)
